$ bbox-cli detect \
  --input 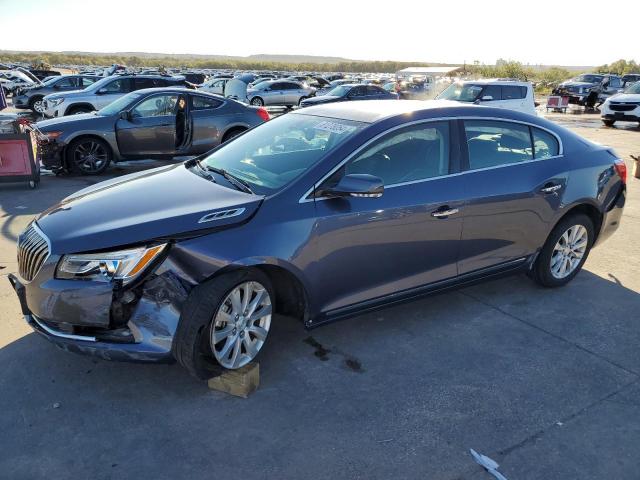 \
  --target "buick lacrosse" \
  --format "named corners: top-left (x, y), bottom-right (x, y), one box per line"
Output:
top-left (9, 100), bottom-right (626, 379)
